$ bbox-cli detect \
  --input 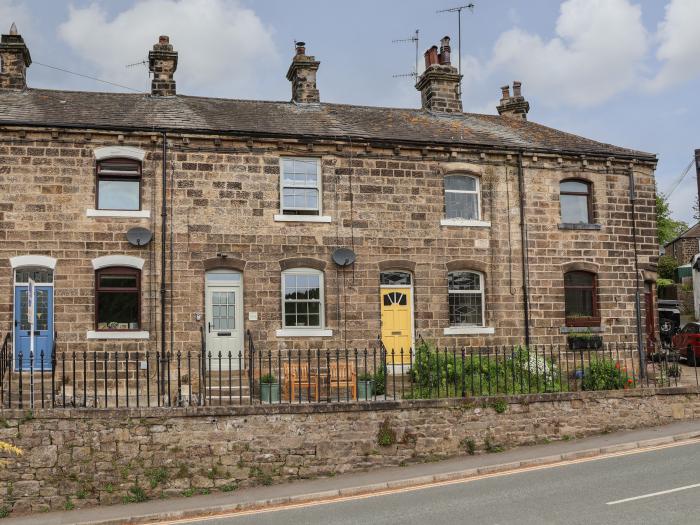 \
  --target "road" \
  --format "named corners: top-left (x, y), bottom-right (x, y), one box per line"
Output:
top-left (167, 441), bottom-right (700, 525)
